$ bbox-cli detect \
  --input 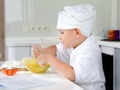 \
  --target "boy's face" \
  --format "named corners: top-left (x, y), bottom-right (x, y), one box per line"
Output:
top-left (59, 29), bottom-right (77, 49)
